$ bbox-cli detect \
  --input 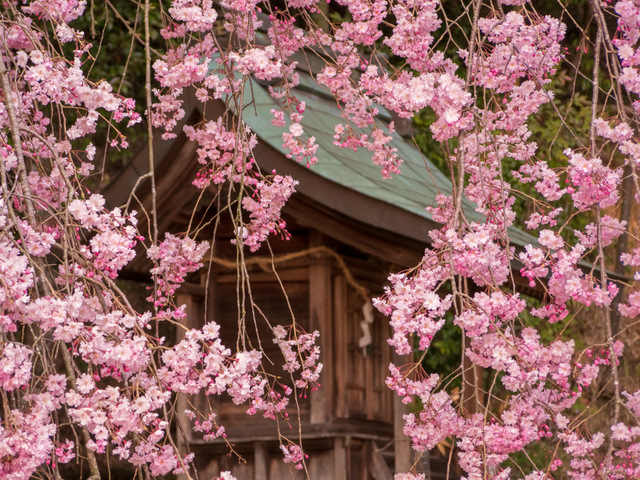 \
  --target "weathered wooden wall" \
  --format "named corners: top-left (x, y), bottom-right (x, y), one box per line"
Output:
top-left (173, 222), bottom-right (409, 479)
